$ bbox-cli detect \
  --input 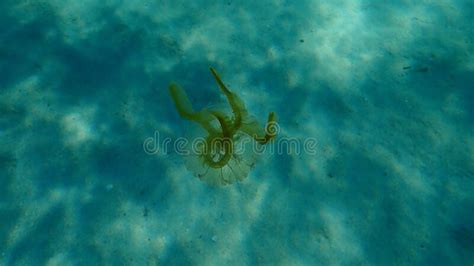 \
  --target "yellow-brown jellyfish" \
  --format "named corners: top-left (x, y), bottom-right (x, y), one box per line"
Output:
top-left (169, 67), bottom-right (277, 186)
